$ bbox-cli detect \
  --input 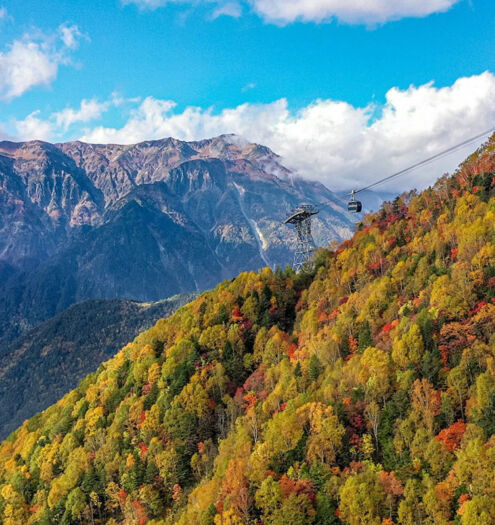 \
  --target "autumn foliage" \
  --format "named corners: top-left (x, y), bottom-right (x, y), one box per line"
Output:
top-left (2, 137), bottom-right (495, 524)
top-left (435, 420), bottom-right (467, 451)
